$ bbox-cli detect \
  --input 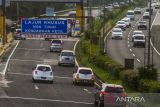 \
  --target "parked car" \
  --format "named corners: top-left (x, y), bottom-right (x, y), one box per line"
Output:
top-left (143, 12), bottom-right (150, 19)
top-left (133, 34), bottom-right (145, 47)
top-left (121, 17), bottom-right (131, 28)
top-left (132, 30), bottom-right (144, 42)
top-left (116, 21), bottom-right (127, 30)
top-left (73, 67), bottom-right (95, 86)
top-left (32, 64), bottom-right (54, 83)
top-left (134, 7), bottom-right (142, 14)
top-left (127, 10), bottom-right (135, 20)
top-left (14, 29), bottom-right (26, 40)
top-left (138, 21), bottom-right (147, 30)
top-left (94, 83), bottom-right (127, 107)
top-left (50, 39), bottom-right (63, 52)
top-left (111, 28), bottom-right (123, 40)
top-left (58, 50), bottom-right (75, 66)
